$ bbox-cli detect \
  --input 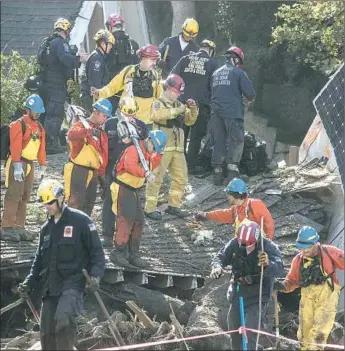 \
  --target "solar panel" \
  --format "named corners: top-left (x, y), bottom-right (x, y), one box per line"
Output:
top-left (313, 63), bottom-right (344, 187)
